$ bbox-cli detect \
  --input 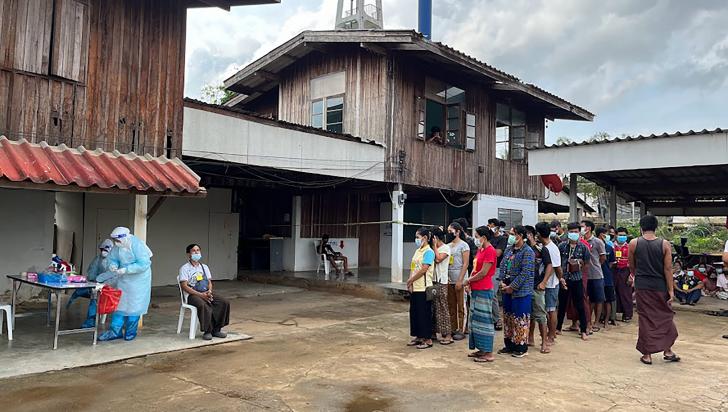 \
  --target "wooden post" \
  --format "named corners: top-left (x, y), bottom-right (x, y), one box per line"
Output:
top-left (130, 195), bottom-right (148, 243)
top-left (569, 173), bottom-right (579, 223)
